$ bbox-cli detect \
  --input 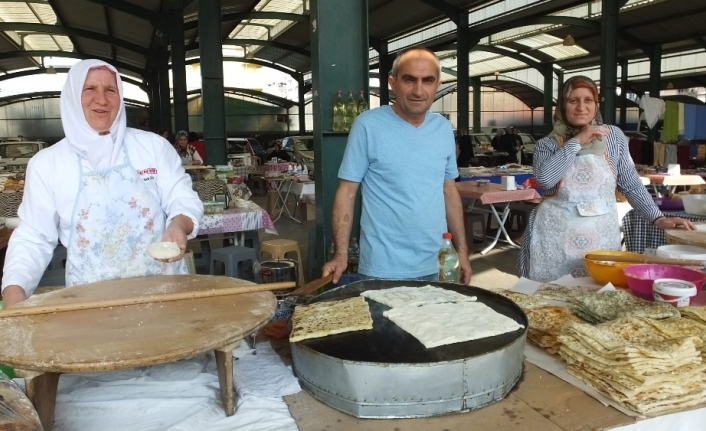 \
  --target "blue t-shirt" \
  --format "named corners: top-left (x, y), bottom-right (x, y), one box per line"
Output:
top-left (338, 105), bottom-right (458, 278)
